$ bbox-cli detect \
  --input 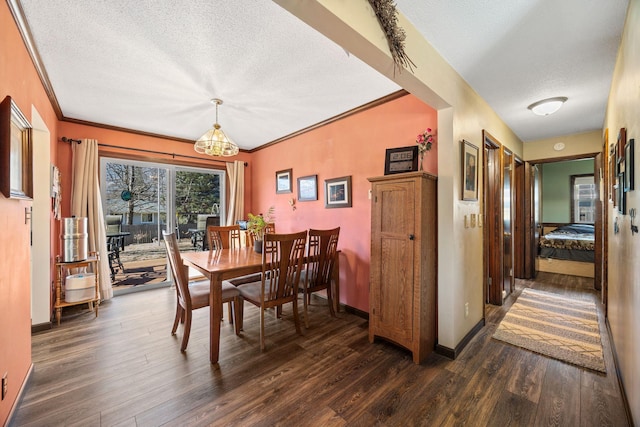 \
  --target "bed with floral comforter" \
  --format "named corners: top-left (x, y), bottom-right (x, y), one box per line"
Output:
top-left (538, 223), bottom-right (595, 263)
